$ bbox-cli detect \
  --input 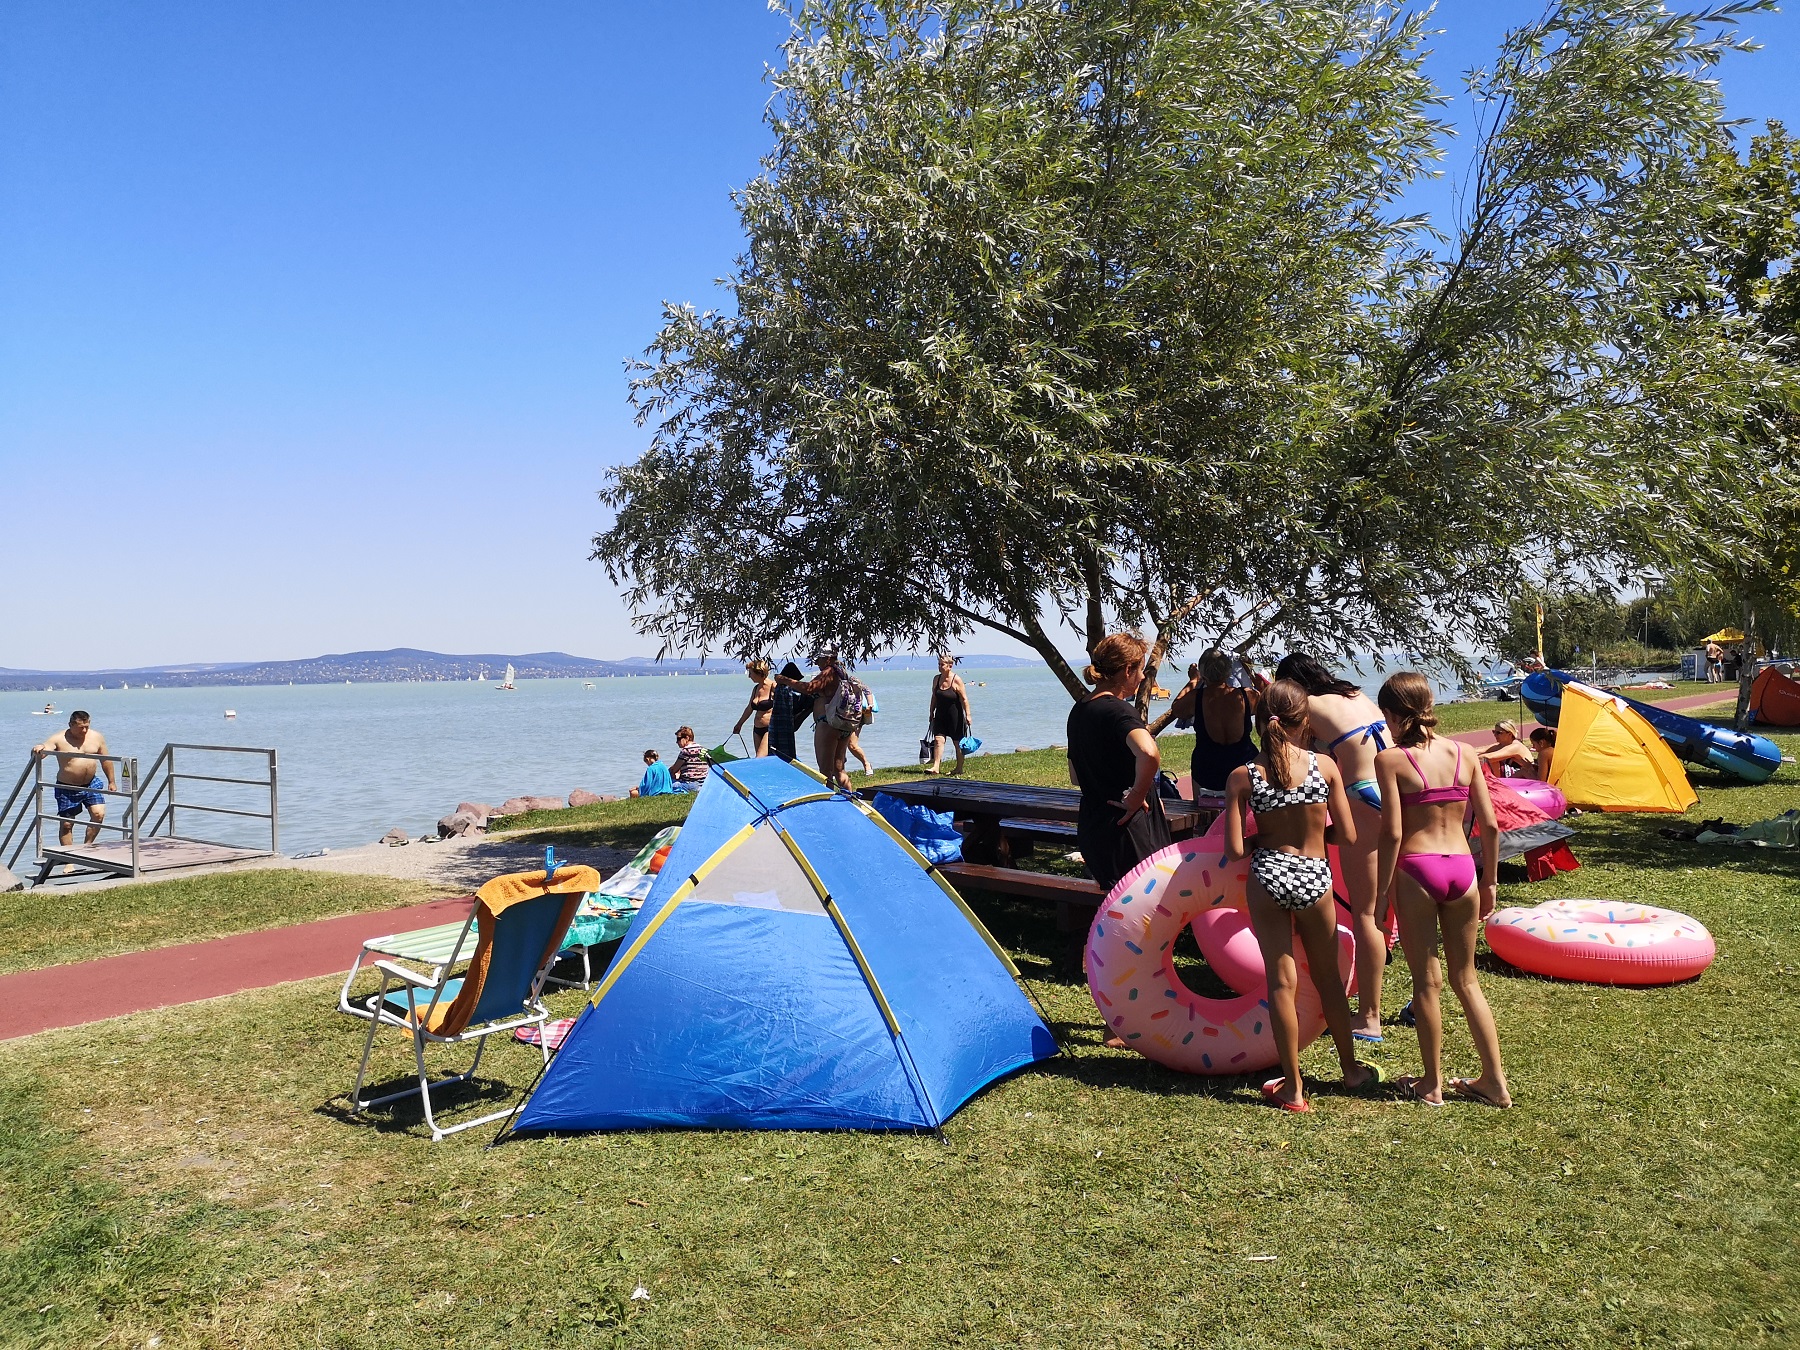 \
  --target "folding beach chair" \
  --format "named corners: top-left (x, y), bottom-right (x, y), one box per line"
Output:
top-left (338, 861), bottom-right (599, 1140)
